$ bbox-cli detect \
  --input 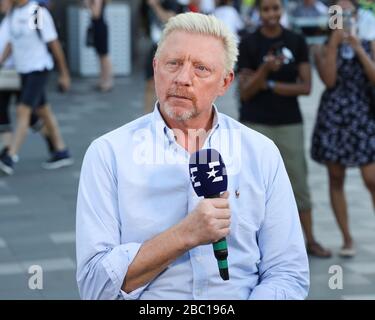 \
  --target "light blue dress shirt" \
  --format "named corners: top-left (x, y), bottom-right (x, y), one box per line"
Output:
top-left (76, 105), bottom-right (310, 300)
